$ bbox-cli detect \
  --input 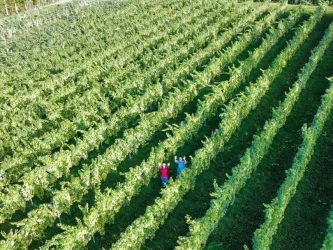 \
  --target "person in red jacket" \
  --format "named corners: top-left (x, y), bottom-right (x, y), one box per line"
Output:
top-left (159, 162), bottom-right (170, 187)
